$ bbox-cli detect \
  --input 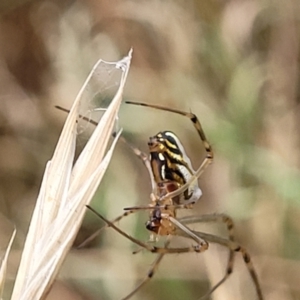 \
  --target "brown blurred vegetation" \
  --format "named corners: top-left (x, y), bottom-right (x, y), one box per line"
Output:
top-left (0, 0), bottom-right (300, 299)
